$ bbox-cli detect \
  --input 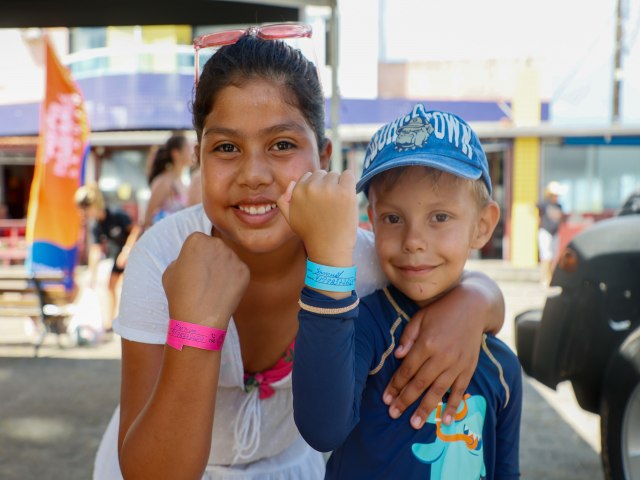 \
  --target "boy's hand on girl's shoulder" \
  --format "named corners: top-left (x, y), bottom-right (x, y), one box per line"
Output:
top-left (277, 170), bottom-right (358, 267)
top-left (162, 232), bottom-right (249, 330)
